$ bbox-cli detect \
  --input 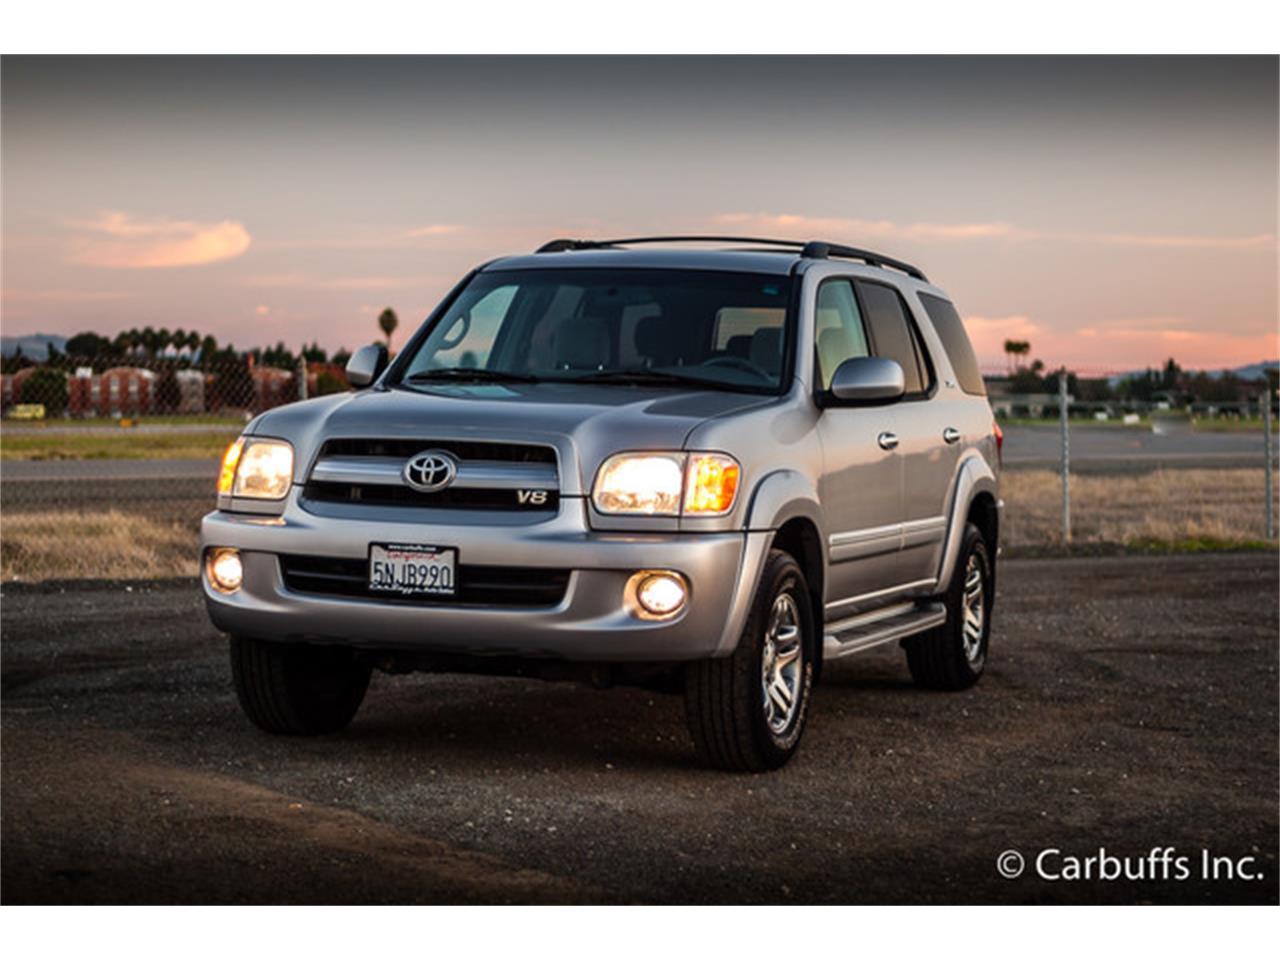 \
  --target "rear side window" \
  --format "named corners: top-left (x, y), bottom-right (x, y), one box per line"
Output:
top-left (854, 280), bottom-right (930, 396)
top-left (918, 293), bottom-right (986, 396)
